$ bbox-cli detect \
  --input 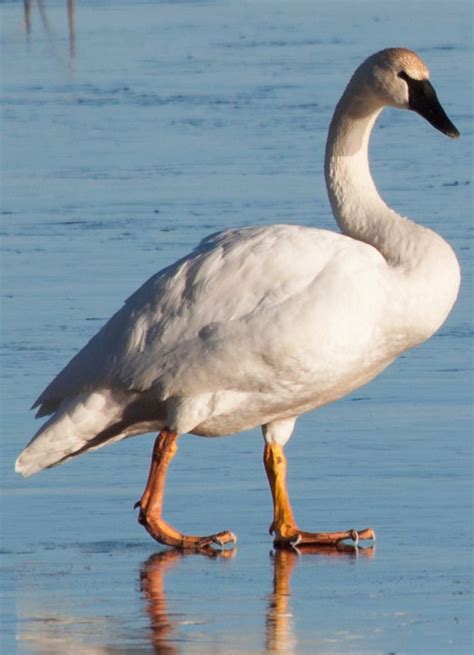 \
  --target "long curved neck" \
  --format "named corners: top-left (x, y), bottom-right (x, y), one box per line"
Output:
top-left (324, 86), bottom-right (418, 267)
top-left (324, 83), bottom-right (460, 341)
